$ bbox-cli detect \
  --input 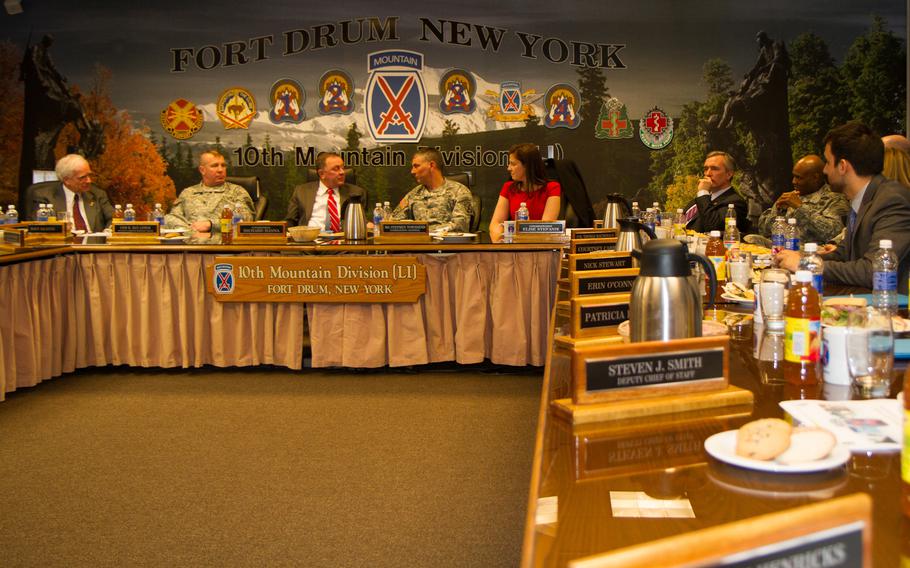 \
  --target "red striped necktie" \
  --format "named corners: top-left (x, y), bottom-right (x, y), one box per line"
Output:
top-left (73, 194), bottom-right (88, 232)
top-left (327, 188), bottom-right (340, 233)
